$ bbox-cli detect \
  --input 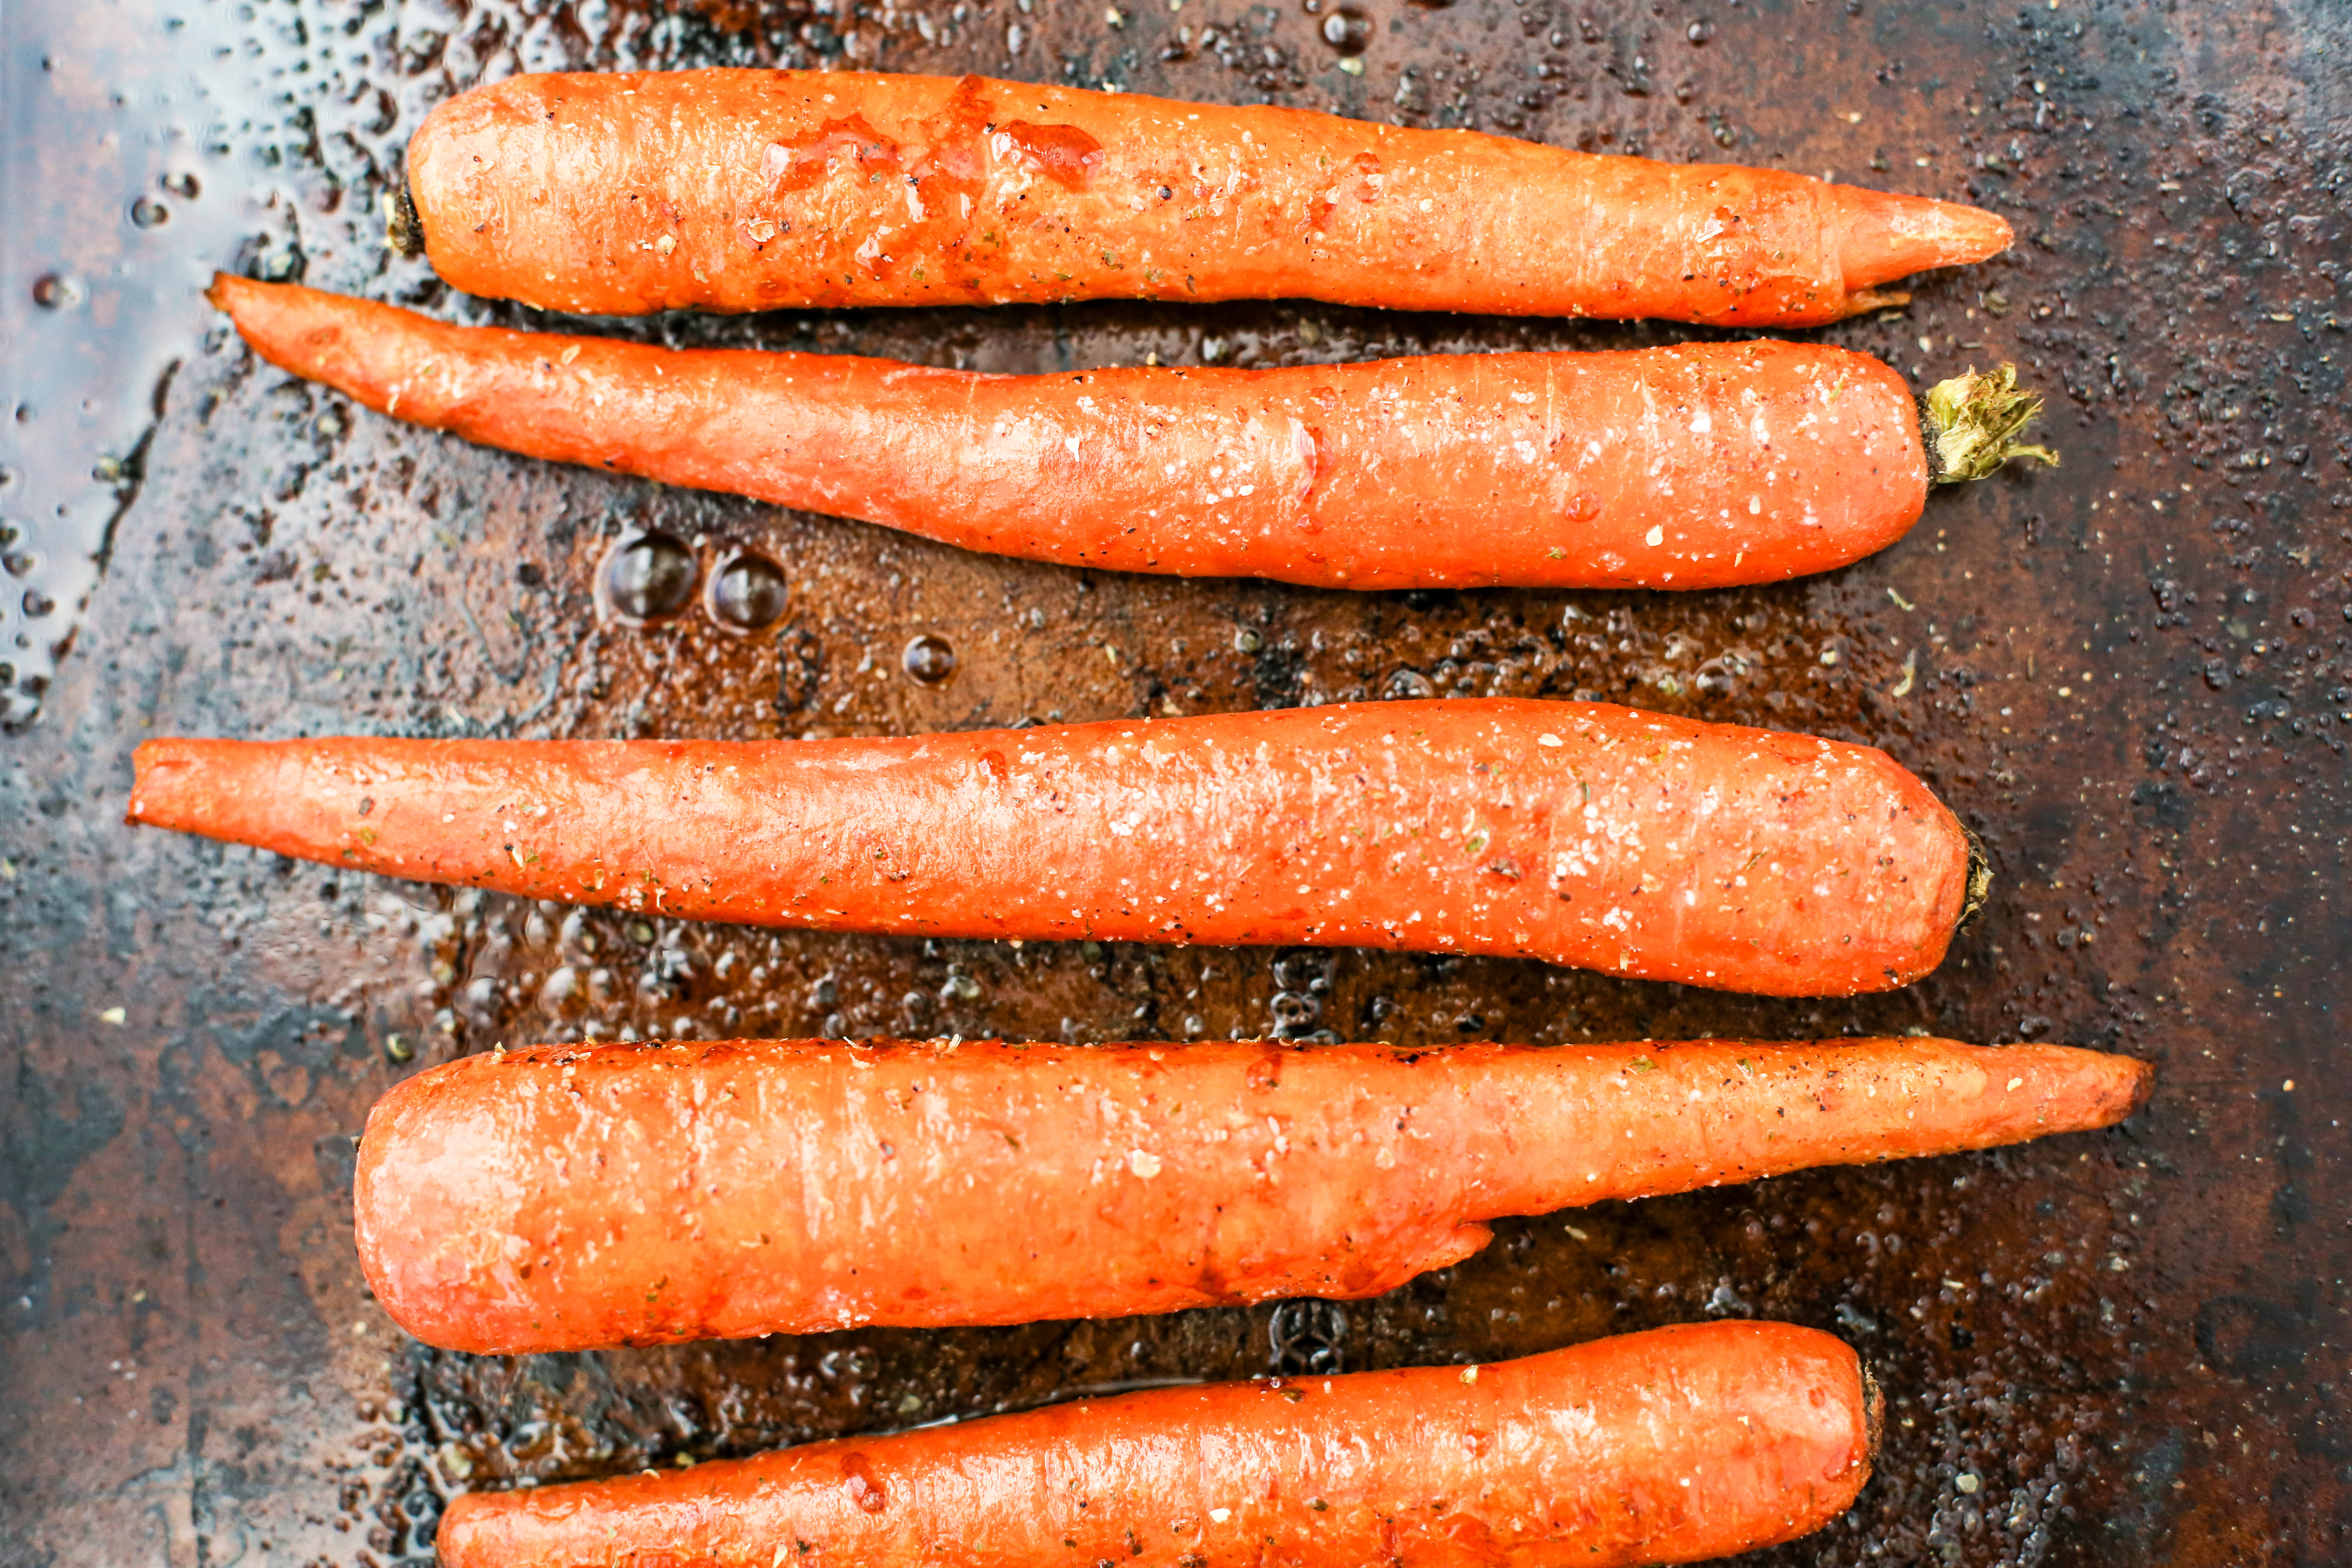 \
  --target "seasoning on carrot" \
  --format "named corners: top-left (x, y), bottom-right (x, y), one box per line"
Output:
top-left (436, 1320), bottom-right (1873, 1568)
top-left (127, 698), bottom-right (1982, 997)
top-left (361, 1036), bottom-right (2150, 1354)
top-left (210, 276), bottom-right (2056, 592)
top-left (404, 69), bottom-right (2008, 325)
